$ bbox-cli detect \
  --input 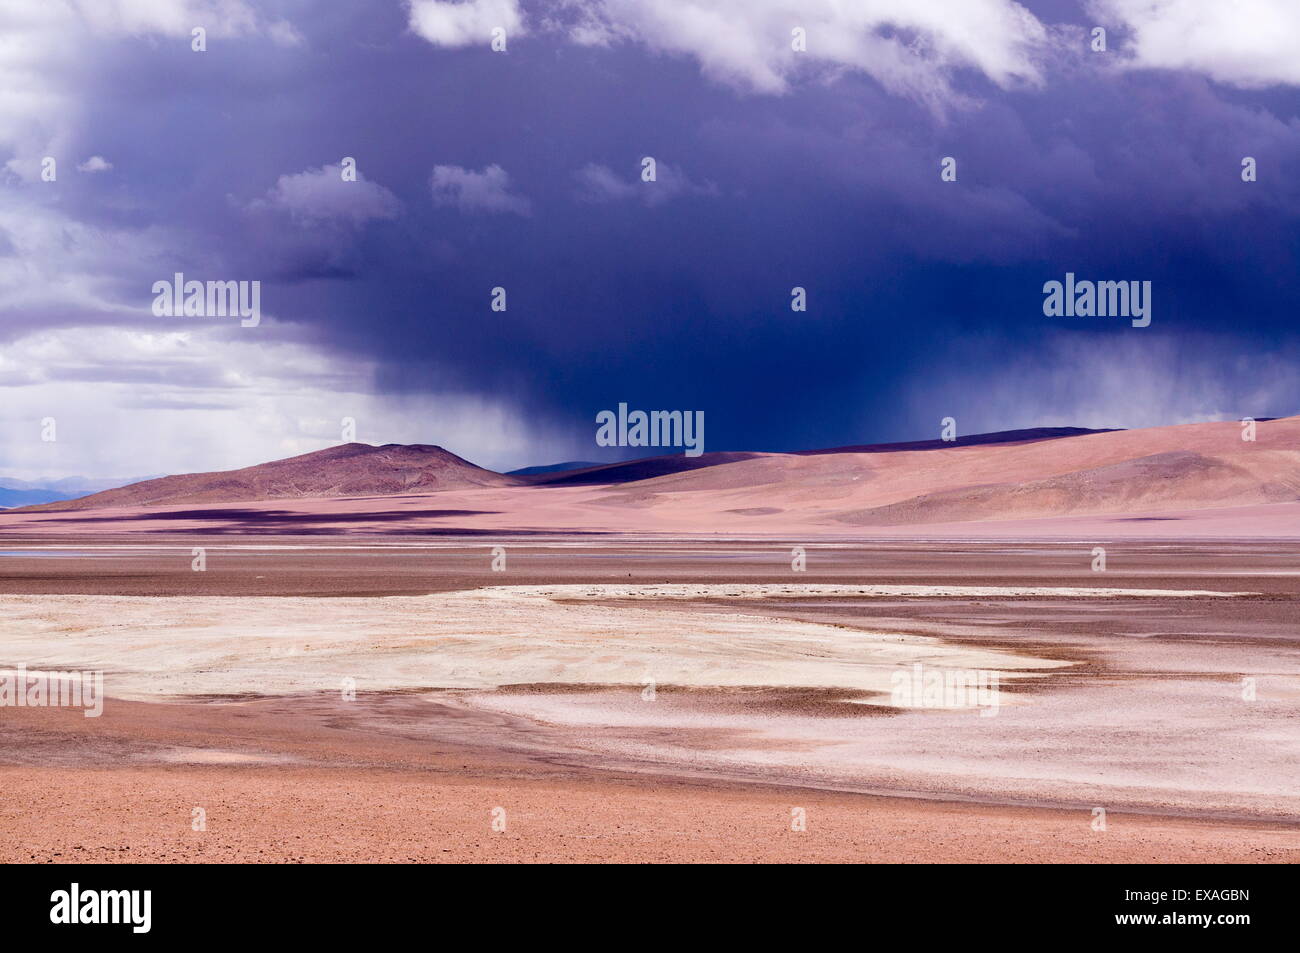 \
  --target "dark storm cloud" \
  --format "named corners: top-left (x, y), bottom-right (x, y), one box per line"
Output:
top-left (11, 0), bottom-right (1300, 457)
